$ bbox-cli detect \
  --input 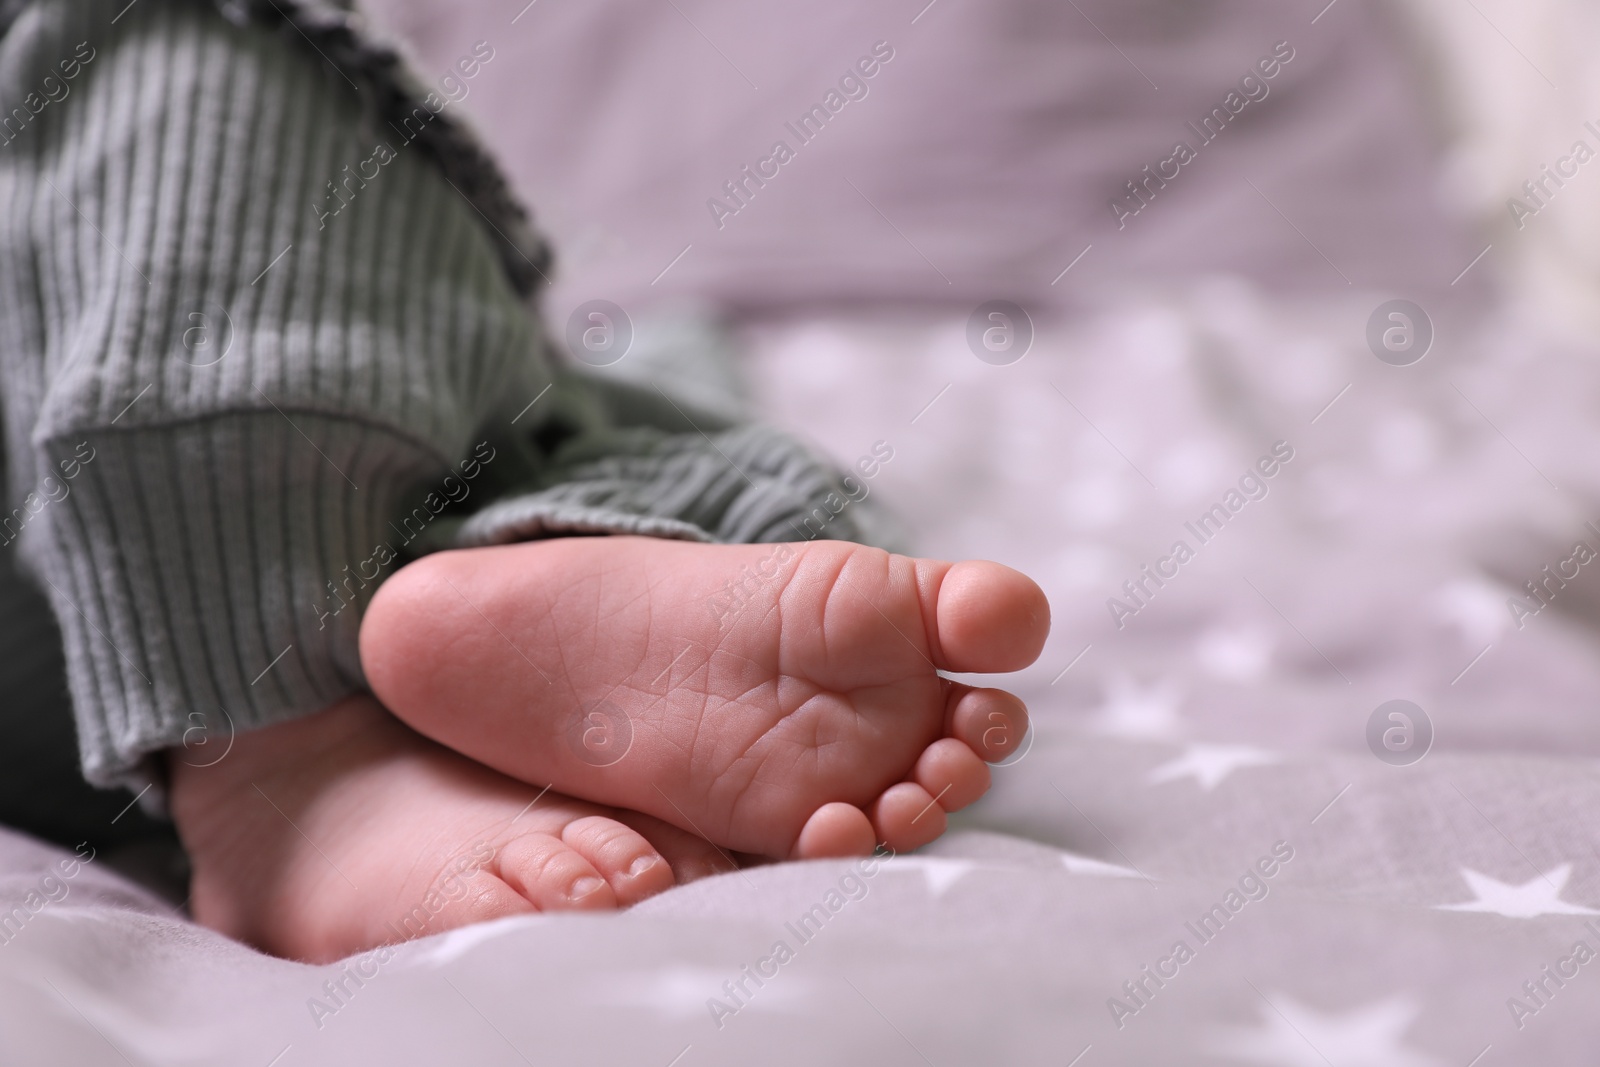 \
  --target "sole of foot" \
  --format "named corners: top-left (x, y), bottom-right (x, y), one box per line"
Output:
top-left (362, 537), bottom-right (1049, 861)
